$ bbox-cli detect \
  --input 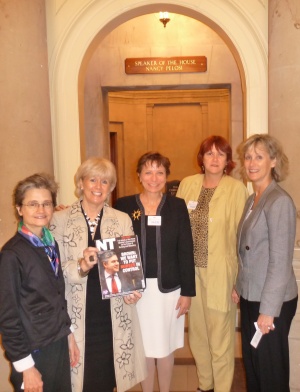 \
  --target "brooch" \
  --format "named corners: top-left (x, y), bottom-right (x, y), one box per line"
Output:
top-left (132, 209), bottom-right (142, 220)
